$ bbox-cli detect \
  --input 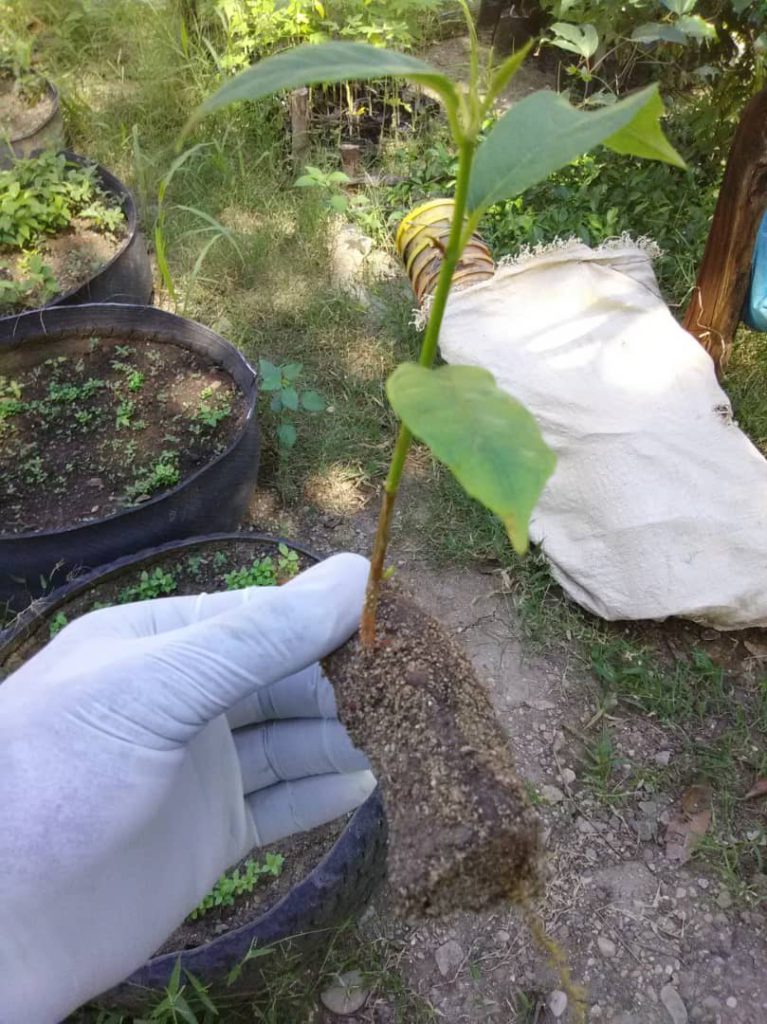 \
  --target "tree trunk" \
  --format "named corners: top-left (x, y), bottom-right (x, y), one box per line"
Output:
top-left (684, 87), bottom-right (767, 372)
